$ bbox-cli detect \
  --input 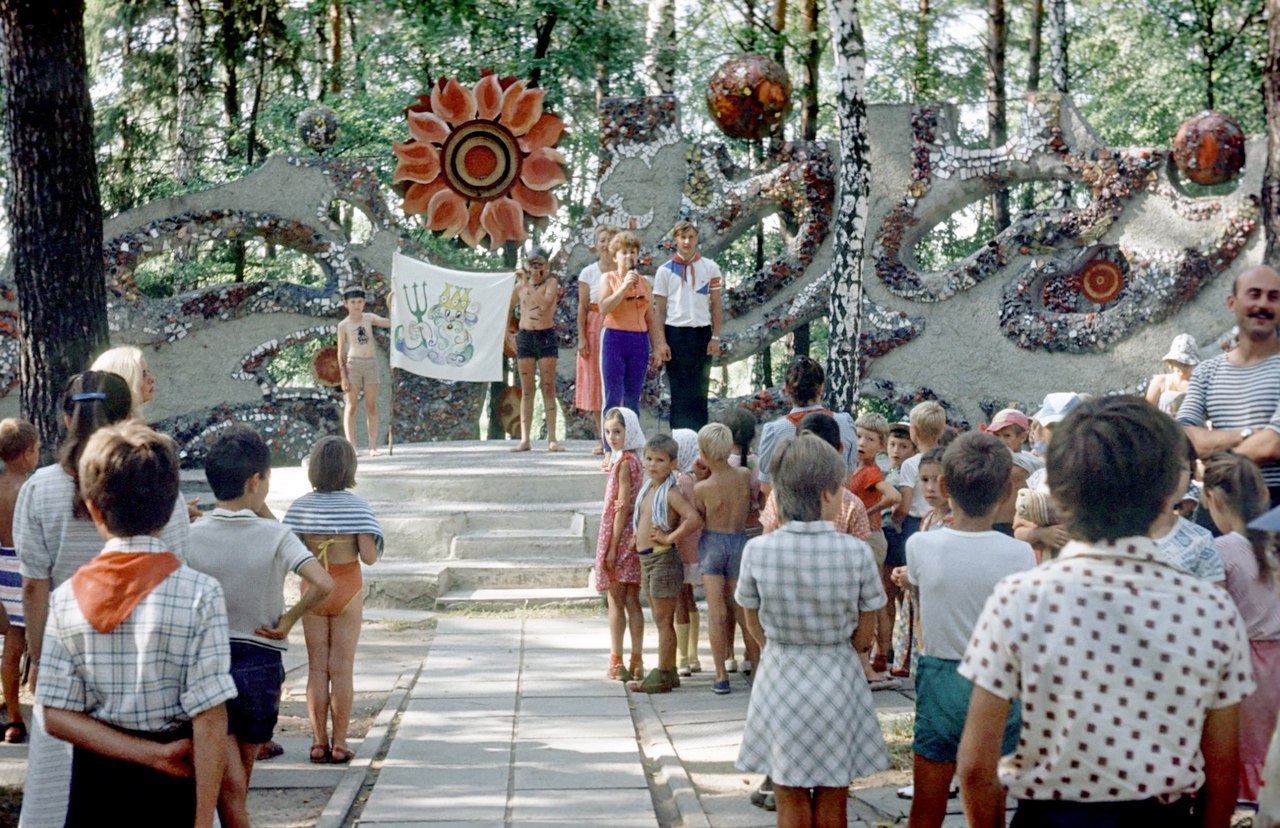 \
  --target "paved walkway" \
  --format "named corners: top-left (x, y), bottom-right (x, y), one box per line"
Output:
top-left (350, 615), bottom-right (954, 828)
